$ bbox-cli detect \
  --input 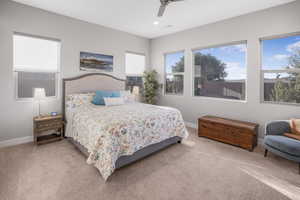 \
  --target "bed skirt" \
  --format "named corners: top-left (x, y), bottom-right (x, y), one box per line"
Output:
top-left (67, 136), bottom-right (182, 169)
